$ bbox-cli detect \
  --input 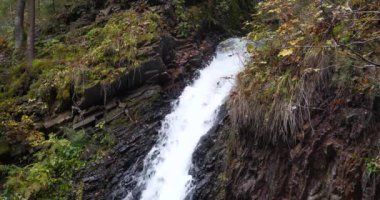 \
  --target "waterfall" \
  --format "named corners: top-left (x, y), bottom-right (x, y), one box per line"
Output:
top-left (124, 38), bottom-right (248, 200)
